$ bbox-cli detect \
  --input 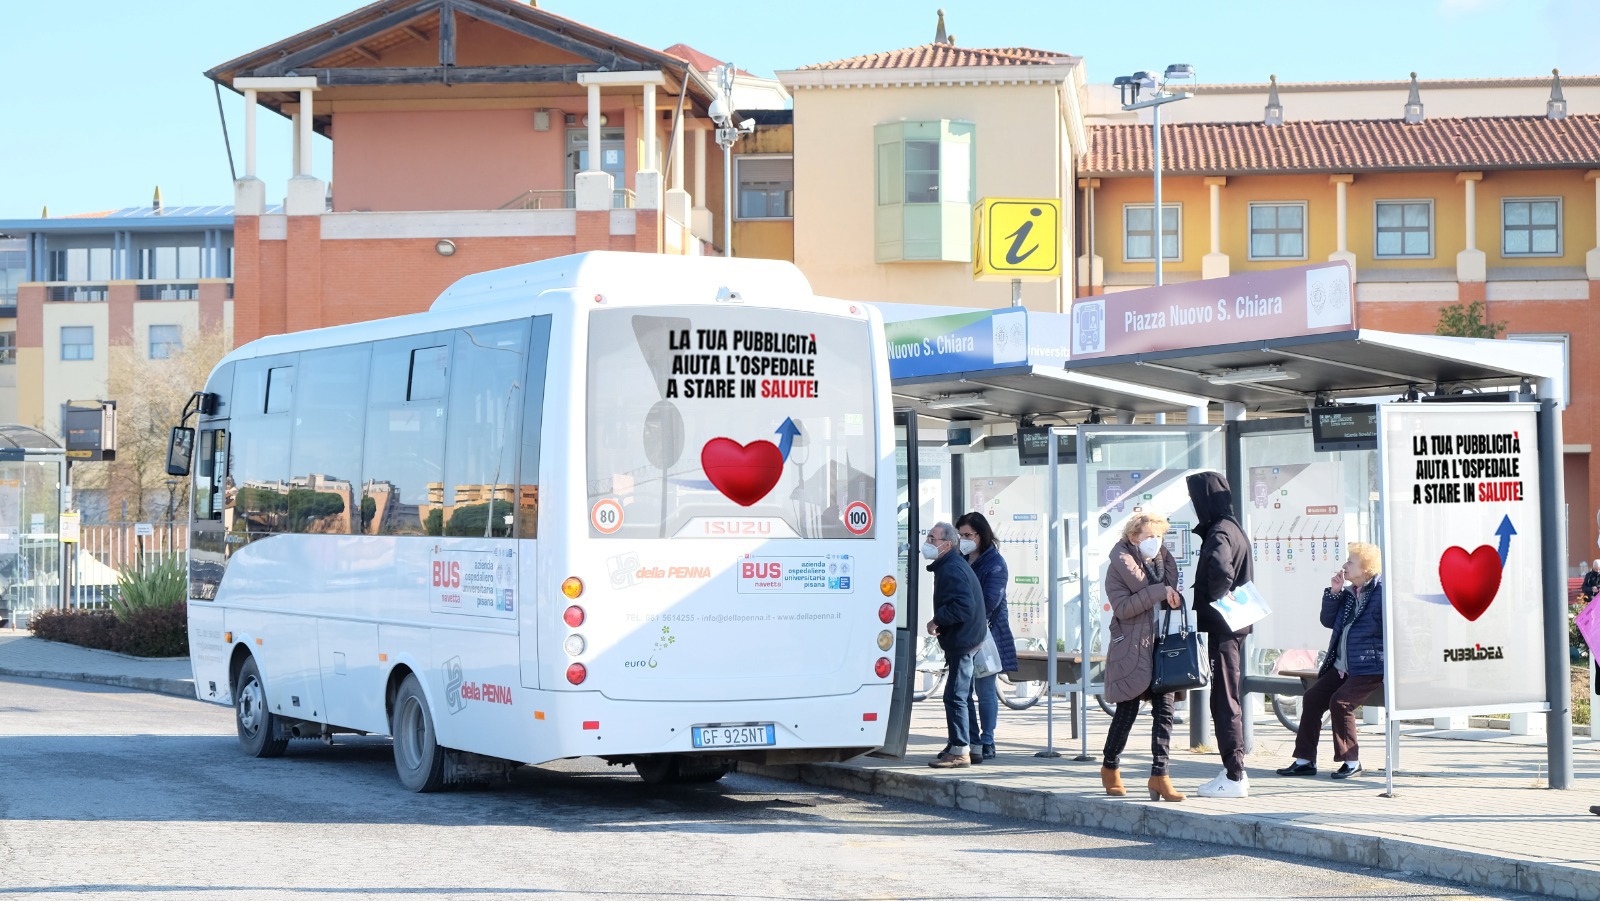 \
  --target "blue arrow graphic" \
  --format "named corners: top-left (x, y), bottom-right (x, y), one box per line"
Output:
top-left (1494, 515), bottom-right (1517, 568)
top-left (775, 418), bottom-right (801, 462)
